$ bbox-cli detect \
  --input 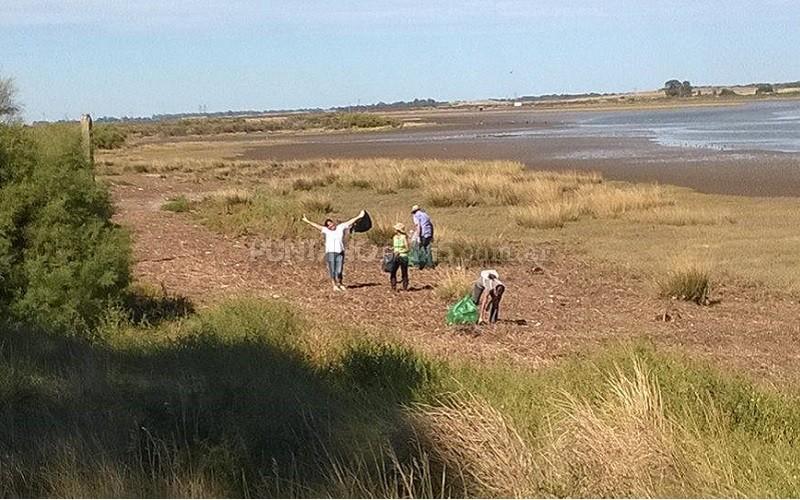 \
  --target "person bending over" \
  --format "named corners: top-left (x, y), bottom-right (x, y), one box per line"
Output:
top-left (302, 210), bottom-right (365, 291)
top-left (471, 269), bottom-right (505, 324)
